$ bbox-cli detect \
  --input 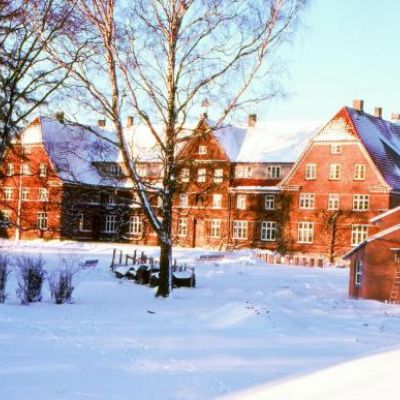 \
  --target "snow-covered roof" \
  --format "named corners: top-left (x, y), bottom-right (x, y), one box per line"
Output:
top-left (229, 186), bottom-right (281, 193)
top-left (212, 121), bottom-right (322, 163)
top-left (370, 205), bottom-right (400, 223)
